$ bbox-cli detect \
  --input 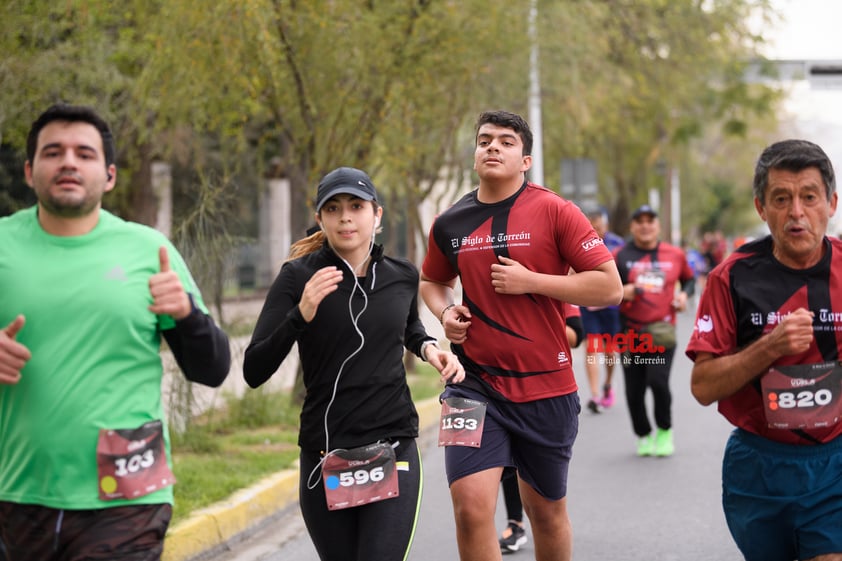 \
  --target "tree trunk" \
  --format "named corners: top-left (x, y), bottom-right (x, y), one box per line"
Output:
top-left (125, 145), bottom-right (158, 227)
